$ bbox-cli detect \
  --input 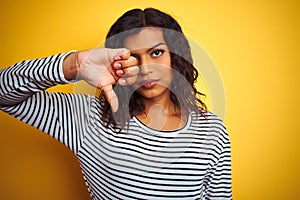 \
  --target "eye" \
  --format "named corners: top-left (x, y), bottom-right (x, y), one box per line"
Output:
top-left (151, 49), bottom-right (165, 57)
